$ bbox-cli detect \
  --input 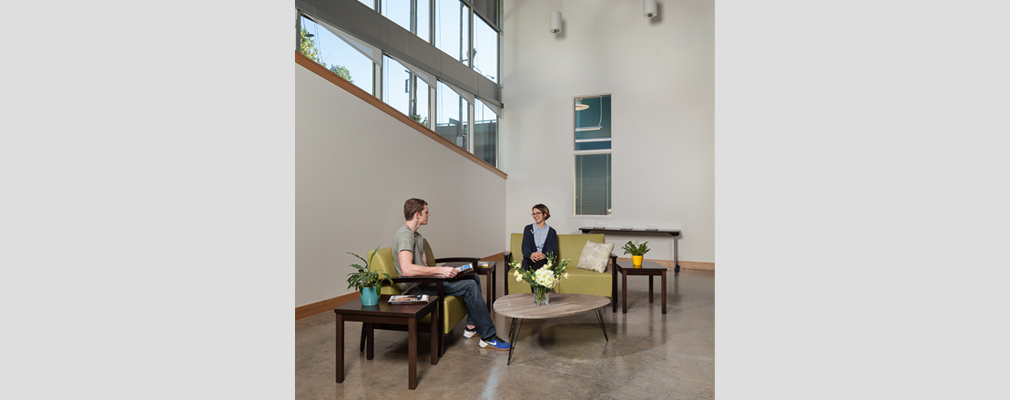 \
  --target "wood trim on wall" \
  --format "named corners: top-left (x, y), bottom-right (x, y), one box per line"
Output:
top-left (296, 292), bottom-right (358, 320)
top-left (296, 52), bottom-right (507, 180)
top-left (297, 253), bottom-right (508, 320)
top-left (297, 254), bottom-right (712, 320)
top-left (616, 258), bottom-right (715, 271)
